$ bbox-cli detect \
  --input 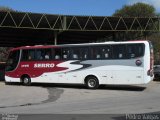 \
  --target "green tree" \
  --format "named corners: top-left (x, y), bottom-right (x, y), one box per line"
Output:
top-left (113, 2), bottom-right (156, 17)
top-left (0, 6), bottom-right (14, 11)
top-left (0, 47), bottom-right (11, 62)
top-left (156, 13), bottom-right (160, 17)
top-left (112, 3), bottom-right (160, 64)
